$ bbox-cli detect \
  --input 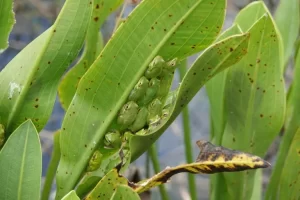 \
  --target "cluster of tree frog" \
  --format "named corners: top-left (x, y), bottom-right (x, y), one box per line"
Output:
top-left (86, 56), bottom-right (178, 172)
